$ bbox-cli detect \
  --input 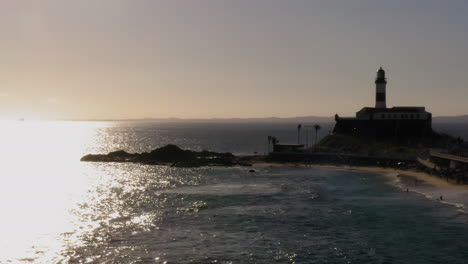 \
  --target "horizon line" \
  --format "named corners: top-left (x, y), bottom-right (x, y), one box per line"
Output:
top-left (5, 114), bottom-right (468, 123)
